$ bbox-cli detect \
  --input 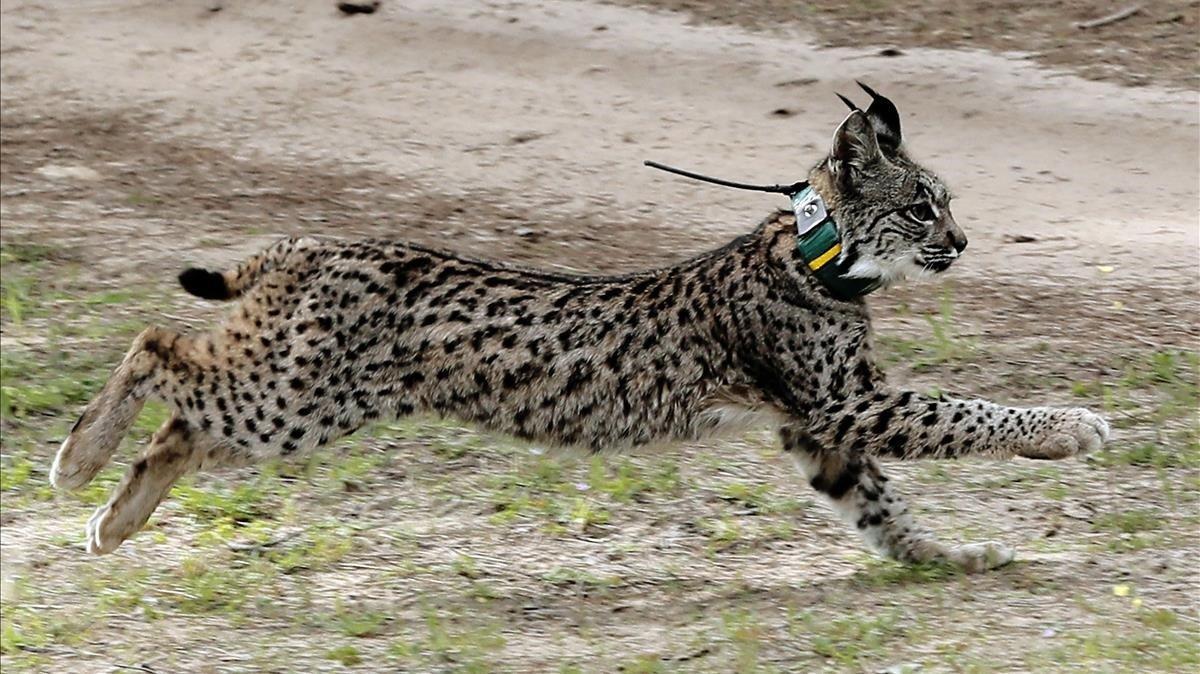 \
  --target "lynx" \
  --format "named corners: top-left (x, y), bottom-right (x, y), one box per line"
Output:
top-left (52, 85), bottom-right (1108, 570)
